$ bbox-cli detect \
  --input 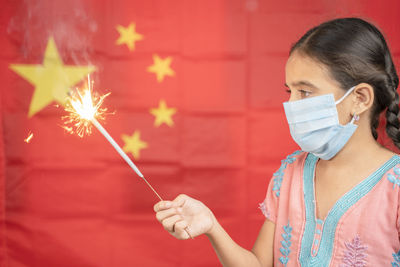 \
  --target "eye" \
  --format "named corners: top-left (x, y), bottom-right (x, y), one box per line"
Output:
top-left (300, 89), bottom-right (311, 97)
top-left (285, 89), bottom-right (291, 94)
